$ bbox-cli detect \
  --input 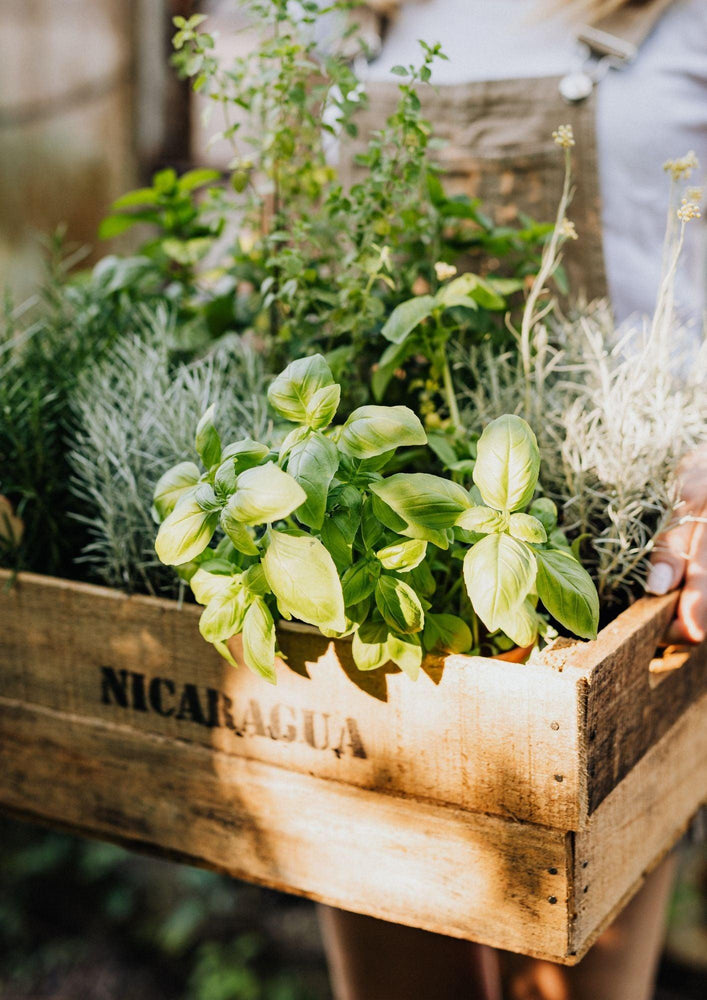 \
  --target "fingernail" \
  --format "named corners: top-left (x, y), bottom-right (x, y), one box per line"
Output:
top-left (646, 562), bottom-right (675, 595)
